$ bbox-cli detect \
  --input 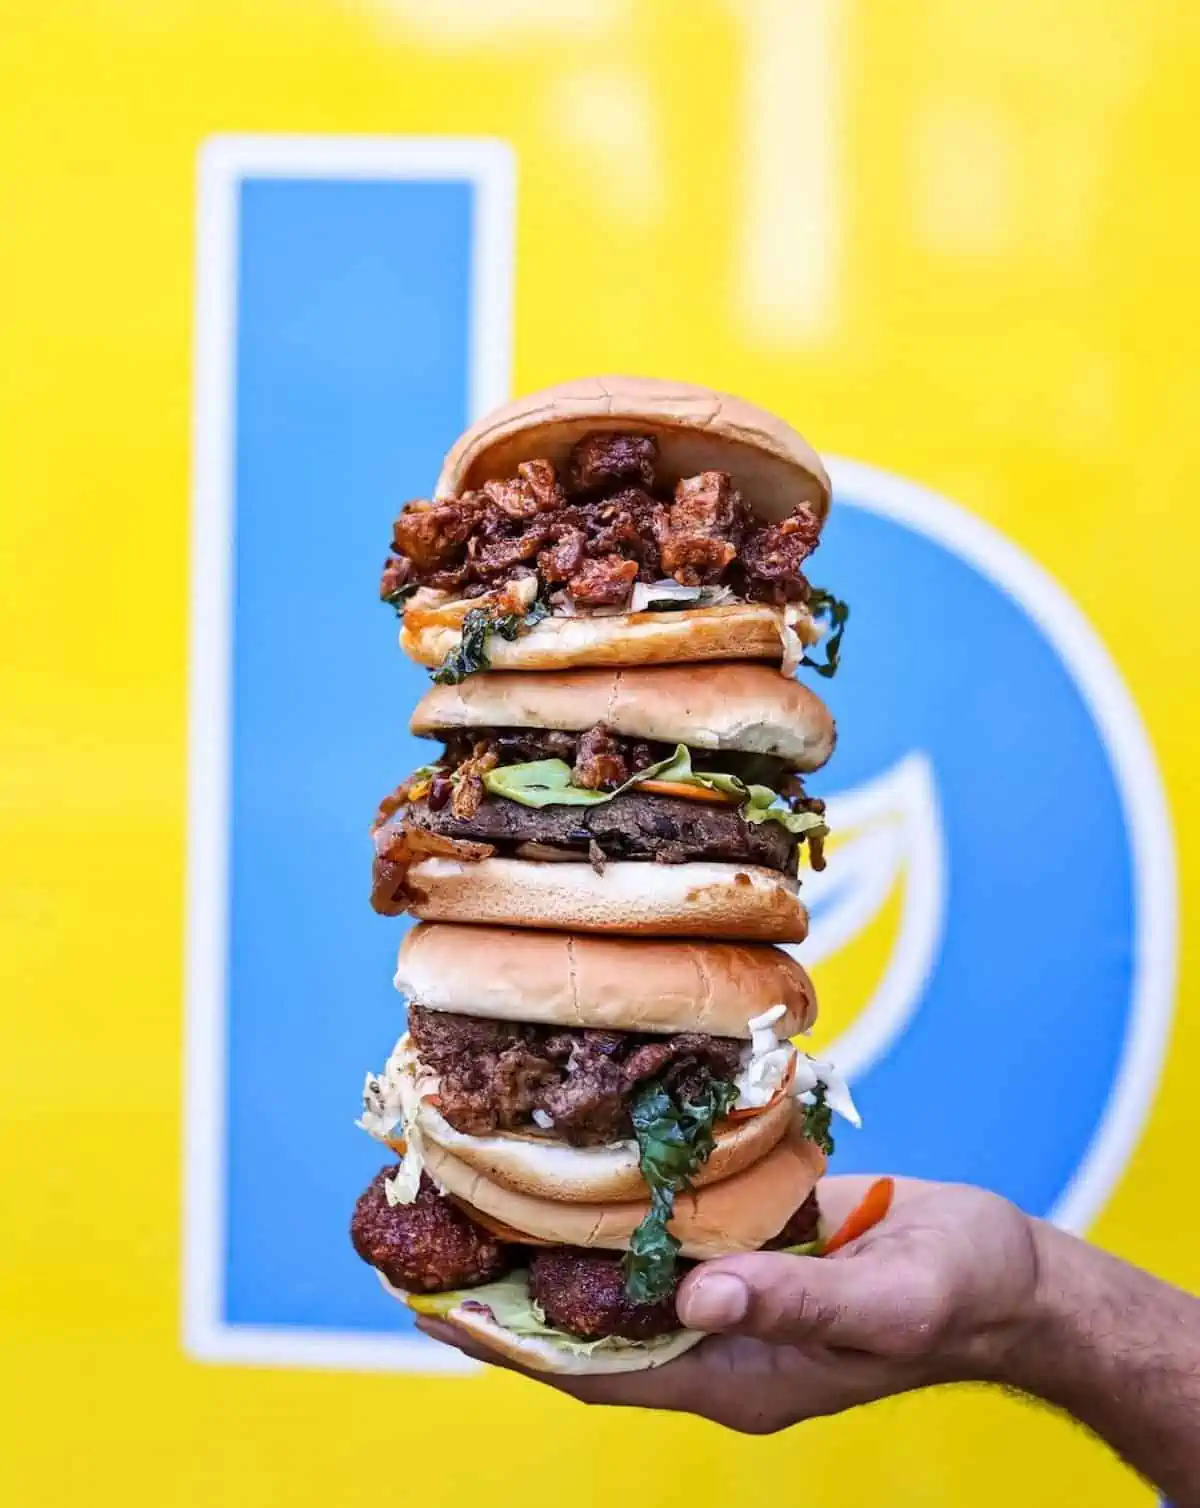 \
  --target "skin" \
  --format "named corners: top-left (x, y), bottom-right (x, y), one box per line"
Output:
top-left (419, 1175), bottom-right (1200, 1504)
